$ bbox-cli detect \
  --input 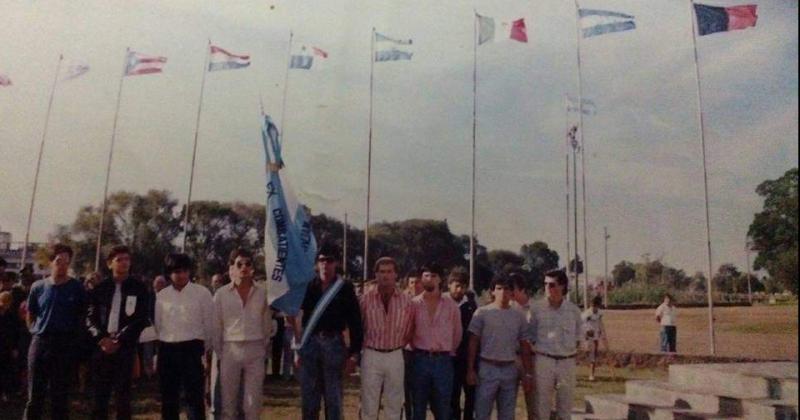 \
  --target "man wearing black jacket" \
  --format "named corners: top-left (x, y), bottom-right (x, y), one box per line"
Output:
top-left (446, 267), bottom-right (478, 420)
top-left (86, 246), bottom-right (150, 420)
